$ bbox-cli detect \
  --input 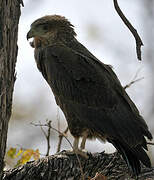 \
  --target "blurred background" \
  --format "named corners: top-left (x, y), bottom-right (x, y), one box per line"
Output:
top-left (6, 0), bottom-right (154, 167)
